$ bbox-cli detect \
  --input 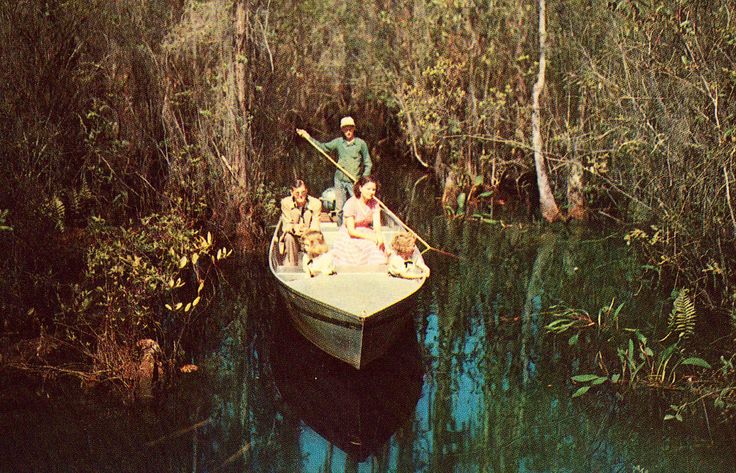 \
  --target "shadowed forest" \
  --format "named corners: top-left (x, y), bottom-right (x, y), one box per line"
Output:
top-left (1, 0), bottom-right (735, 423)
